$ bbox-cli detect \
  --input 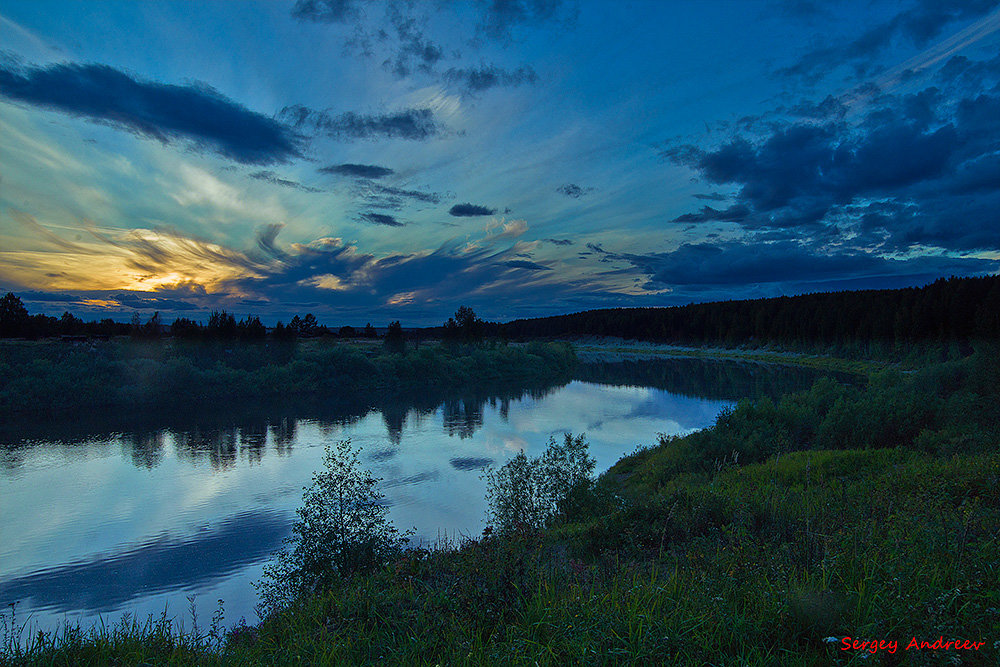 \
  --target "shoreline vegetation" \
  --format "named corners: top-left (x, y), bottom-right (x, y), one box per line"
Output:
top-left (0, 339), bottom-right (577, 418)
top-left (2, 282), bottom-right (999, 665)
